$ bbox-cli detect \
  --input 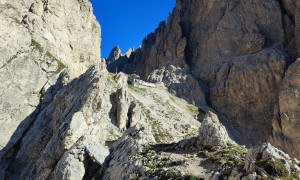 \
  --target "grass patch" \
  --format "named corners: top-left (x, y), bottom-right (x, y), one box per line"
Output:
top-left (107, 73), bottom-right (117, 86)
top-left (169, 95), bottom-right (199, 116)
top-left (45, 51), bottom-right (66, 75)
top-left (227, 142), bottom-right (248, 155)
top-left (202, 142), bottom-right (249, 174)
top-left (146, 168), bottom-right (203, 180)
top-left (129, 173), bottom-right (140, 180)
top-left (31, 39), bottom-right (44, 54)
top-left (30, 39), bottom-right (66, 75)
top-left (150, 119), bottom-right (168, 143)
top-left (255, 159), bottom-right (289, 178)
top-left (184, 173), bottom-right (204, 180)
top-left (187, 104), bottom-right (200, 116)
top-left (108, 129), bottom-right (118, 137)
top-left (131, 145), bottom-right (203, 180)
